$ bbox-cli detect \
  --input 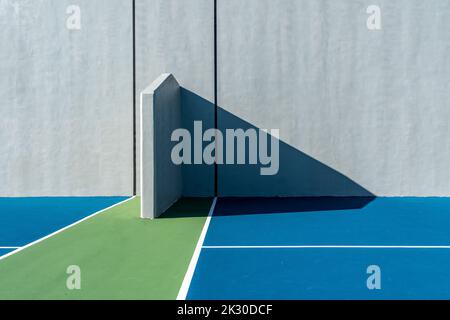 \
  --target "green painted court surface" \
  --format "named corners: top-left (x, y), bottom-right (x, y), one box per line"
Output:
top-left (0, 198), bottom-right (211, 299)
